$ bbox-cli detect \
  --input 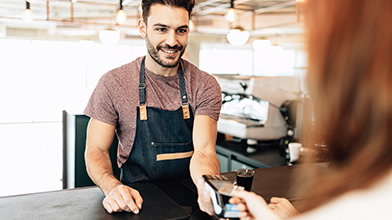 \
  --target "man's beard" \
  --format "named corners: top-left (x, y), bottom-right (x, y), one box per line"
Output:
top-left (146, 37), bottom-right (186, 68)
